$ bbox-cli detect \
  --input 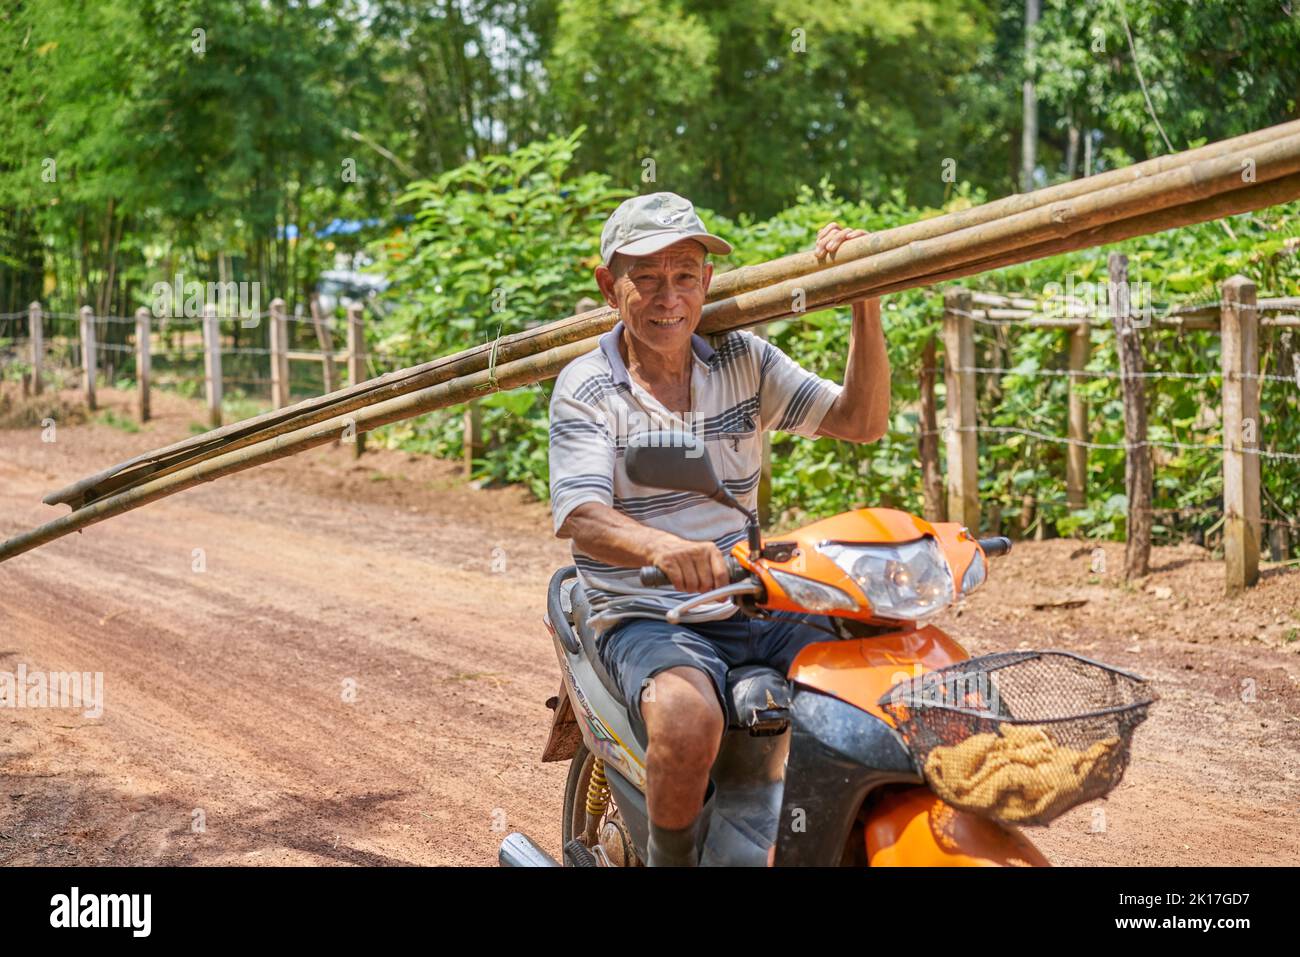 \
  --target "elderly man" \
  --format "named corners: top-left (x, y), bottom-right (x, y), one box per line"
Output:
top-left (548, 191), bottom-right (890, 866)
